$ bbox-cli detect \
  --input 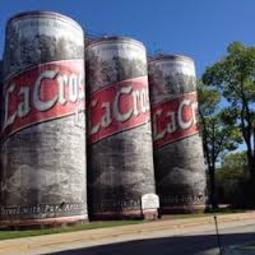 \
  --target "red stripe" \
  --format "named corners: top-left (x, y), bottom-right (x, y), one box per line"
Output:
top-left (88, 76), bottom-right (151, 144)
top-left (152, 92), bottom-right (199, 148)
top-left (2, 59), bottom-right (85, 139)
